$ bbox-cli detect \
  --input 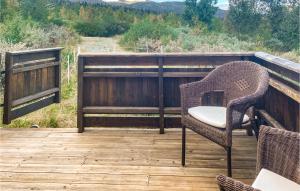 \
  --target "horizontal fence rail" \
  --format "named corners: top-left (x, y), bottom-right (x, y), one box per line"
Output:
top-left (3, 48), bottom-right (62, 124)
top-left (78, 52), bottom-right (299, 133)
top-left (251, 52), bottom-right (300, 132)
top-left (78, 53), bottom-right (250, 133)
